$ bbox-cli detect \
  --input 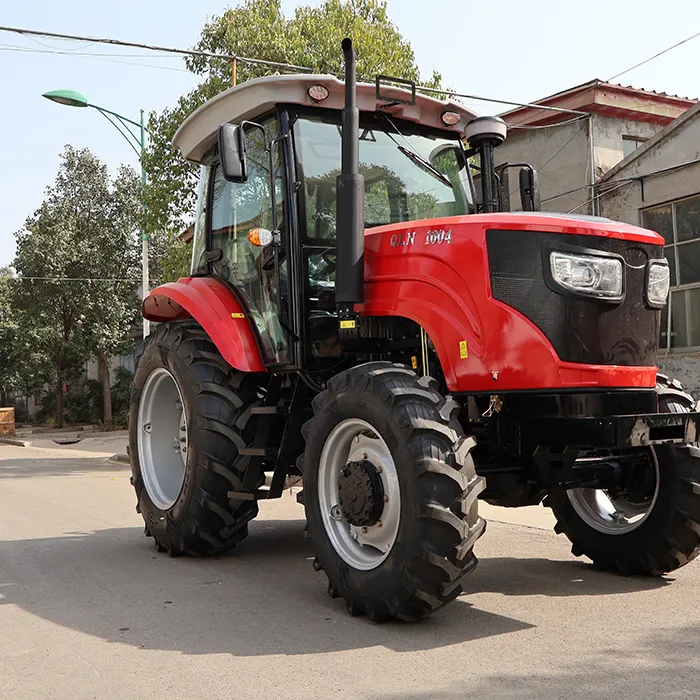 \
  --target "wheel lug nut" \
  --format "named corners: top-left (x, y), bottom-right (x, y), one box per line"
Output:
top-left (375, 465), bottom-right (382, 474)
top-left (376, 520), bottom-right (383, 528)
top-left (361, 527), bottom-right (368, 534)
top-left (143, 423), bottom-right (152, 434)
top-left (362, 453), bottom-right (368, 460)
top-left (383, 495), bottom-right (389, 503)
